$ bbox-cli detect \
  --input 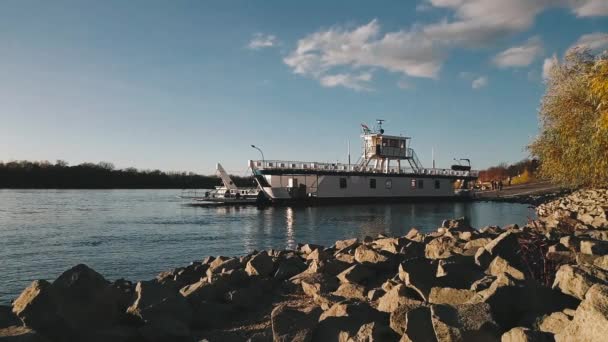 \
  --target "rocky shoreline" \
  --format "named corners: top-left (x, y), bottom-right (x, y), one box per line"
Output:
top-left (1, 189), bottom-right (607, 342)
